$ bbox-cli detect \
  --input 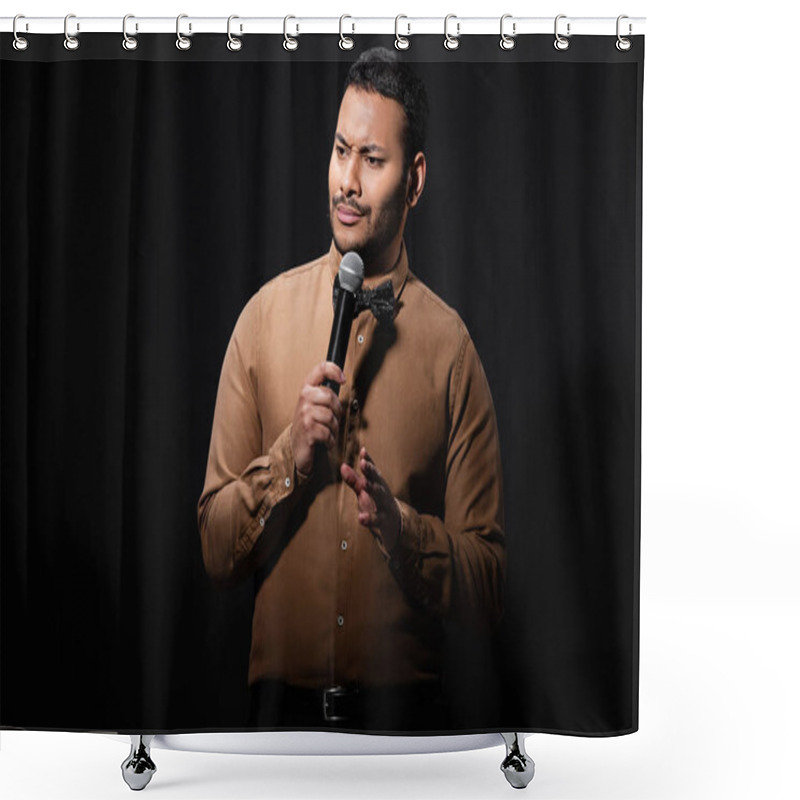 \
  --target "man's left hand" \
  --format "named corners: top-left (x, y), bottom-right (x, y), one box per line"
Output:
top-left (341, 446), bottom-right (401, 553)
